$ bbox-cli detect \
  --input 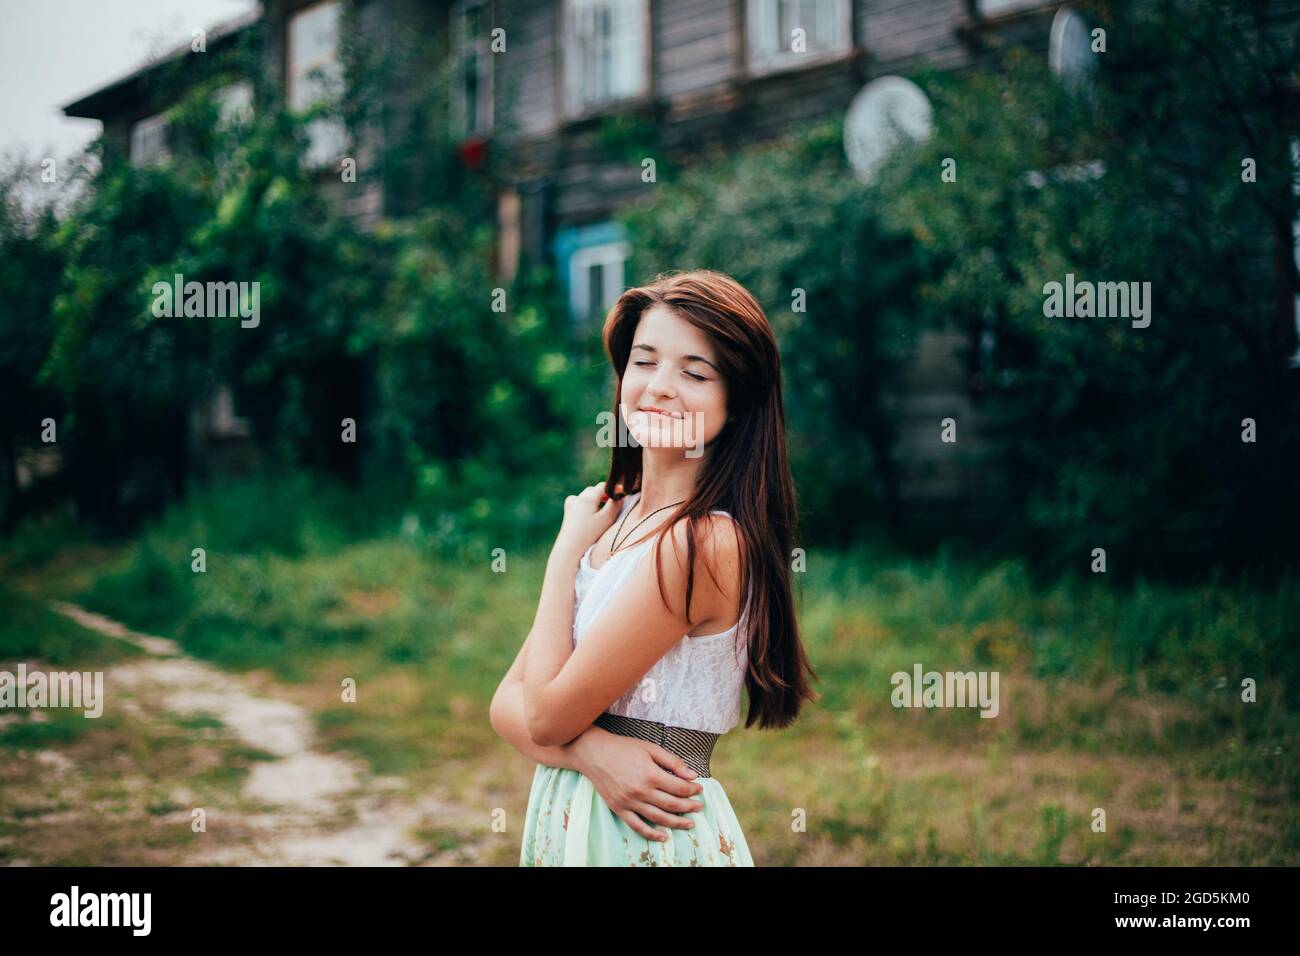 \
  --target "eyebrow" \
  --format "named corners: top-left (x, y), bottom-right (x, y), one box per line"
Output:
top-left (631, 343), bottom-right (720, 373)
